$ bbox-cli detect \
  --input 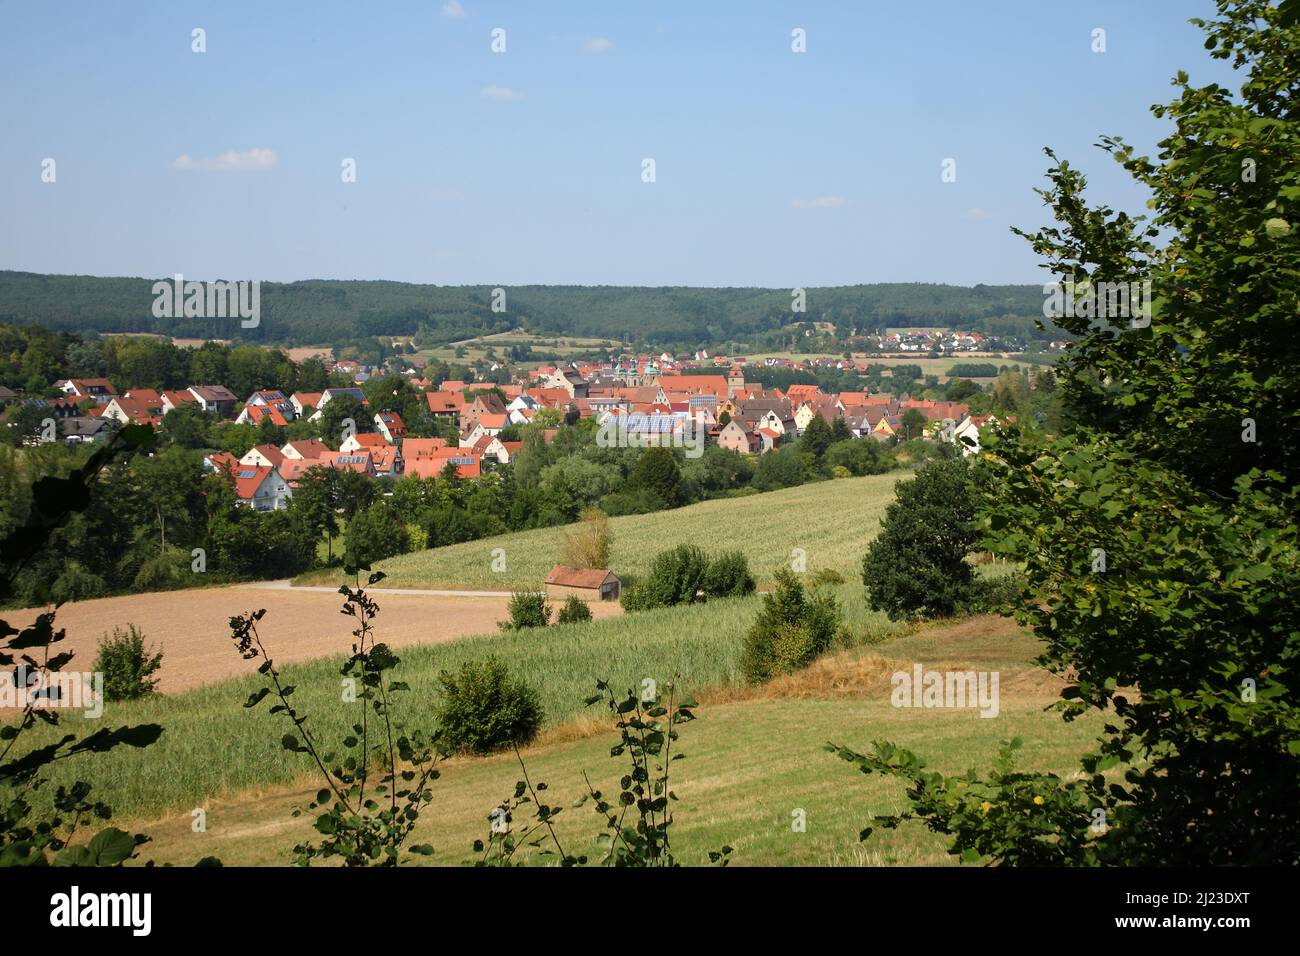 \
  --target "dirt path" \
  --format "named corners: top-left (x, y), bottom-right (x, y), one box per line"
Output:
top-left (3, 584), bottom-right (622, 698)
